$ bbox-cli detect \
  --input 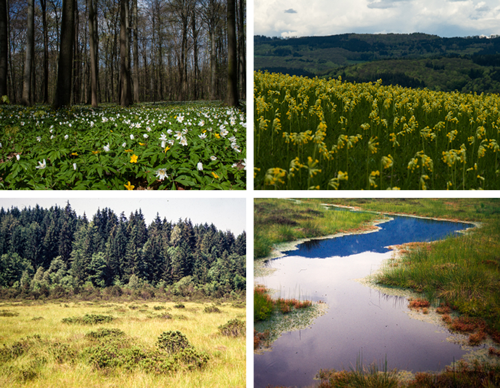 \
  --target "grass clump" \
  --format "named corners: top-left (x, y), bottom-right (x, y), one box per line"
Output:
top-left (85, 328), bottom-right (126, 339)
top-left (254, 285), bottom-right (313, 321)
top-left (173, 303), bottom-right (185, 309)
top-left (315, 357), bottom-right (399, 388)
top-left (203, 304), bottom-right (221, 313)
top-left (153, 305), bottom-right (166, 310)
top-left (0, 310), bottom-right (19, 317)
top-left (218, 319), bottom-right (245, 337)
top-left (62, 314), bottom-right (115, 325)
